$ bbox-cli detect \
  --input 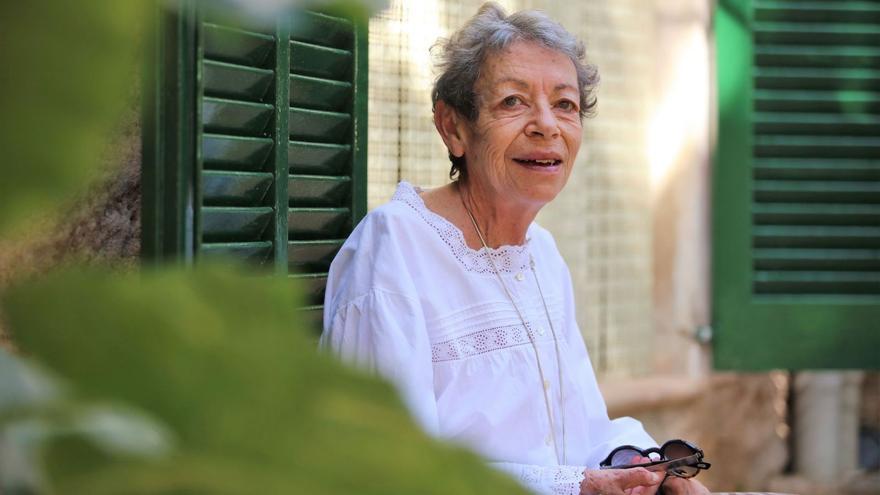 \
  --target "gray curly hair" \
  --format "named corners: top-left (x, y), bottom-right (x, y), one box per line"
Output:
top-left (431, 2), bottom-right (599, 180)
